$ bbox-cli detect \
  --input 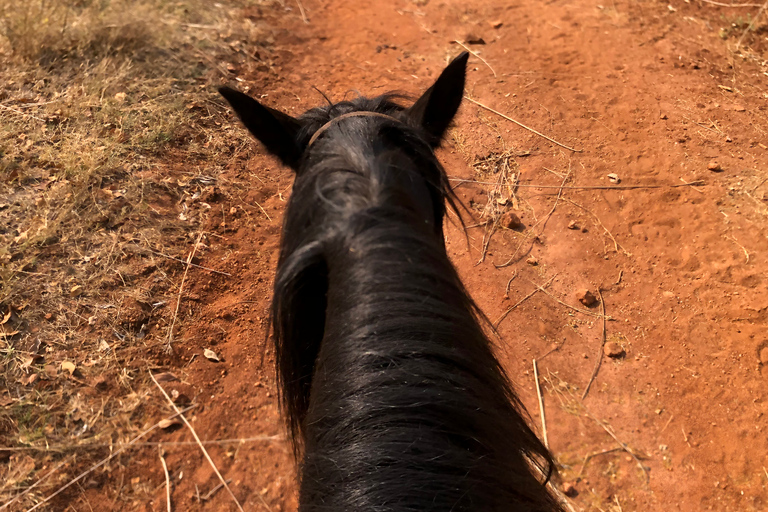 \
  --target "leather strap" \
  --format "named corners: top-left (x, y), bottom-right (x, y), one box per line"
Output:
top-left (307, 111), bottom-right (403, 147)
